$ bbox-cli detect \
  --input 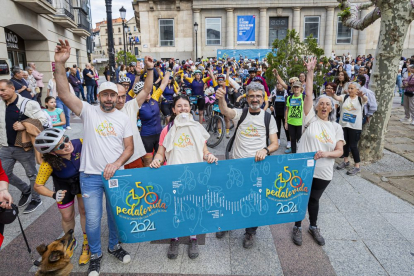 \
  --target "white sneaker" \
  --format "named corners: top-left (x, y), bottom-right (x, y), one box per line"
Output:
top-left (287, 141), bottom-right (291, 149)
top-left (66, 126), bottom-right (72, 130)
top-left (400, 118), bottom-right (411, 123)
